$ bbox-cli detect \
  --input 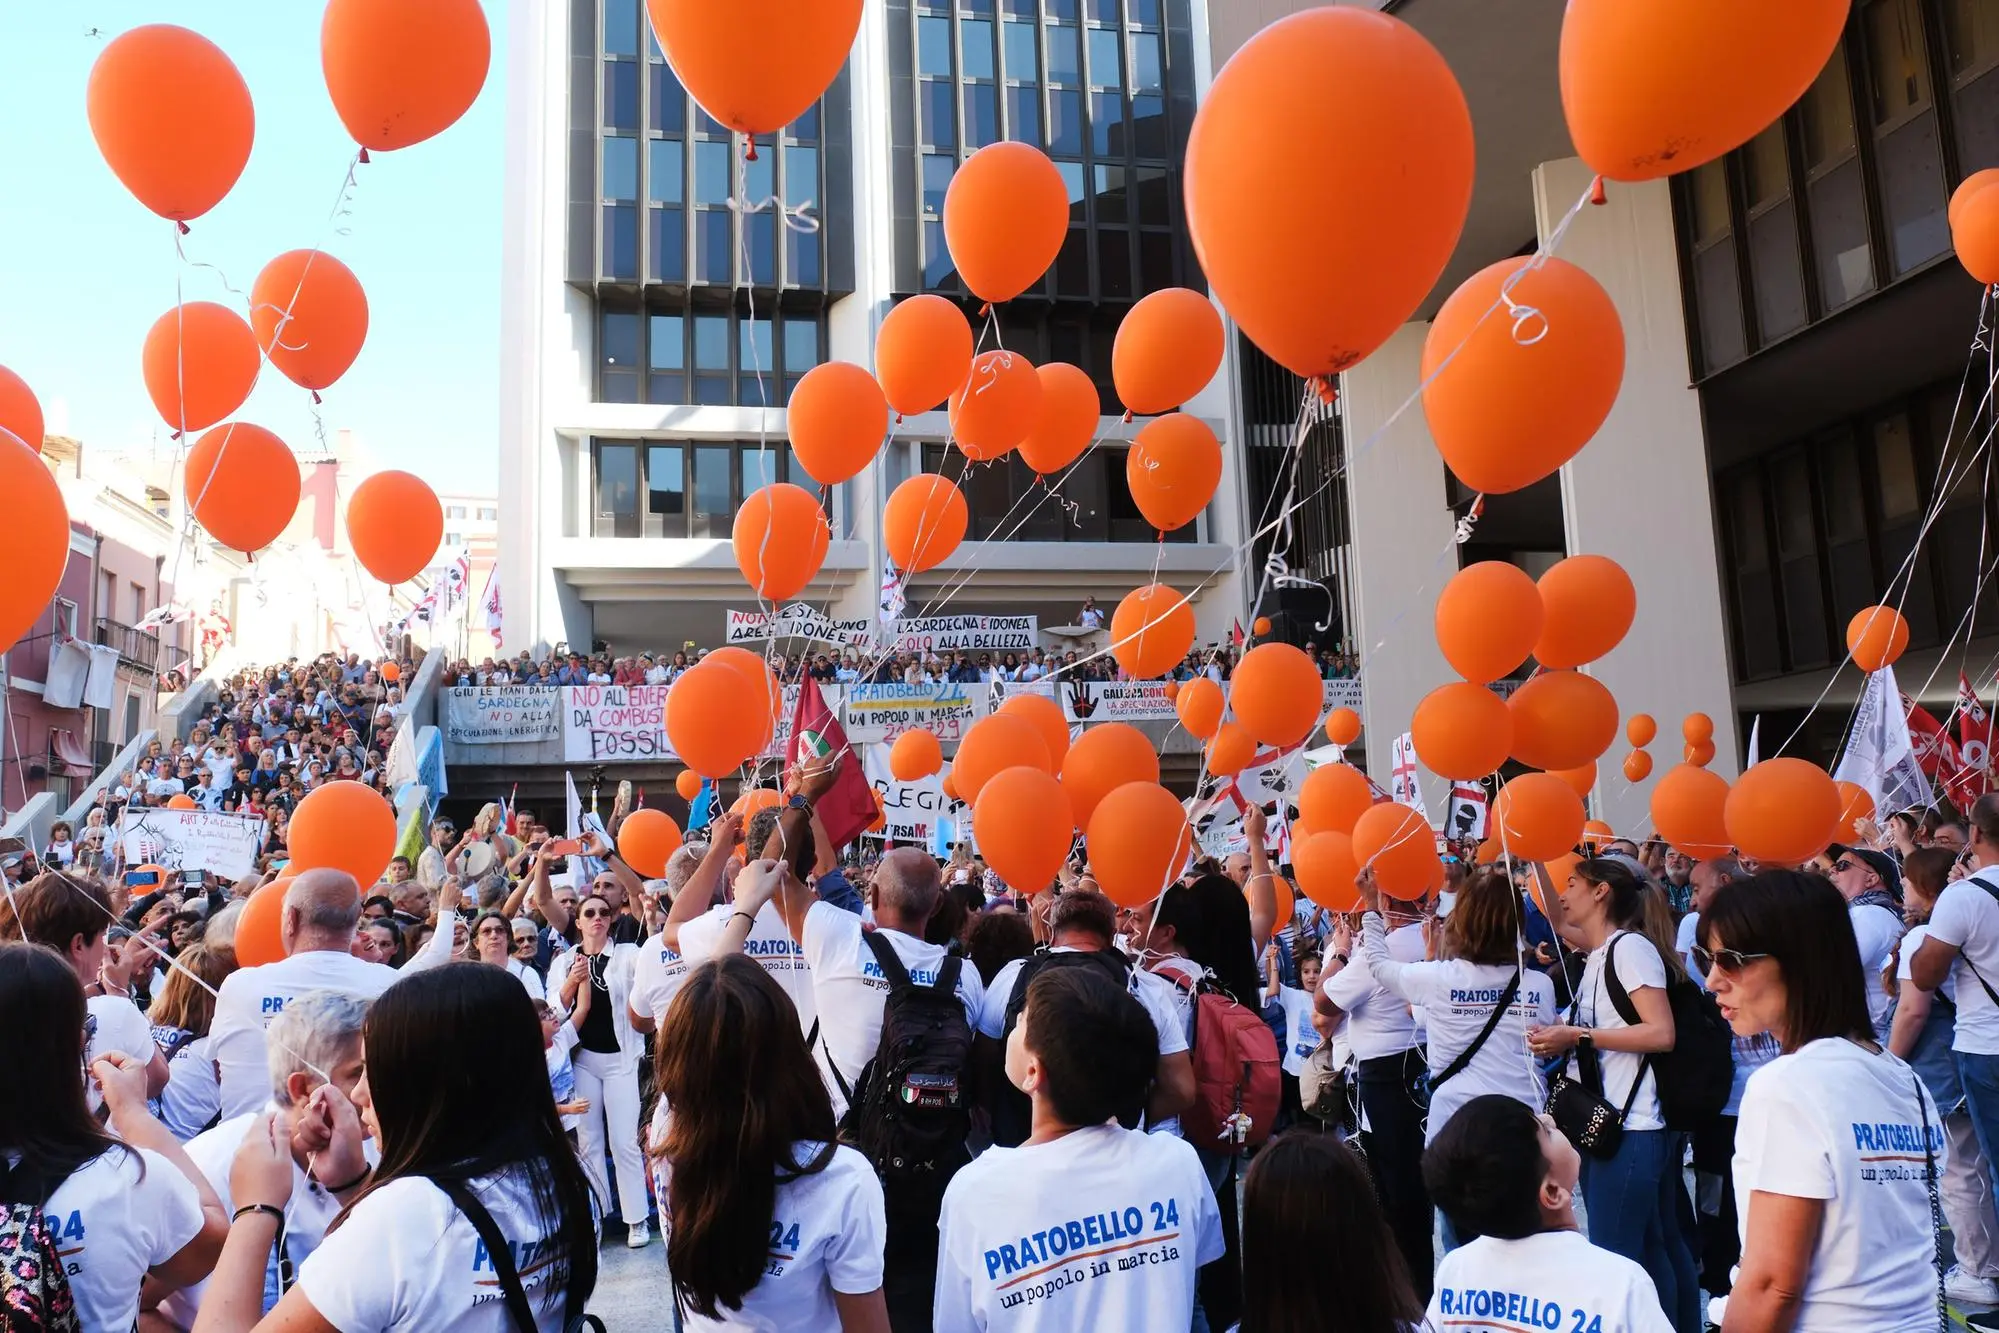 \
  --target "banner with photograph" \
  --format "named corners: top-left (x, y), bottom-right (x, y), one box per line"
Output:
top-left (562, 684), bottom-right (673, 761)
top-left (444, 686), bottom-right (561, 744)
top-left (725, 603), bottom-right (872, 648)
top-left (116, 808), bottom-right (265, 880)
top-left (889, 614), bottom-right (1038, 652)
top-left (842, 683), bottom-right (985, 742)
top-left (862, 743), bottom-right (954, 841)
